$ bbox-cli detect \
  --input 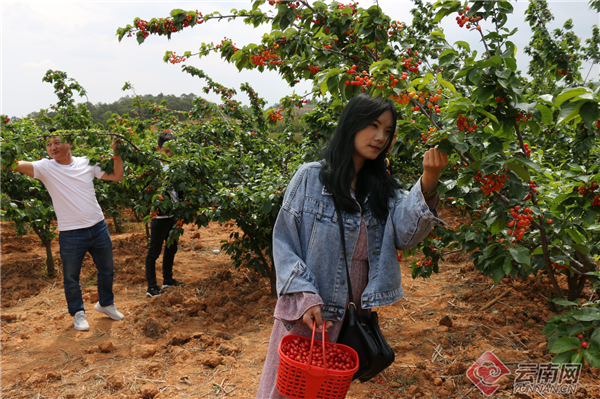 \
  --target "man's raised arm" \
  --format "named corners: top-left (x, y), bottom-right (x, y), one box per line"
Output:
top-left (12, 161), bottom-right (34, 178)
